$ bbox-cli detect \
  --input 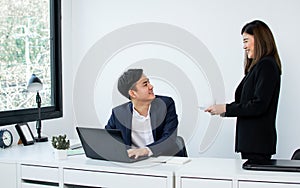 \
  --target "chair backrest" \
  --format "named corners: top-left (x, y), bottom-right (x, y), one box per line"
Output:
top-left (175, 136), bottom-right (188, 157)
top-left (291, 149), bottom-right (300, 160)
